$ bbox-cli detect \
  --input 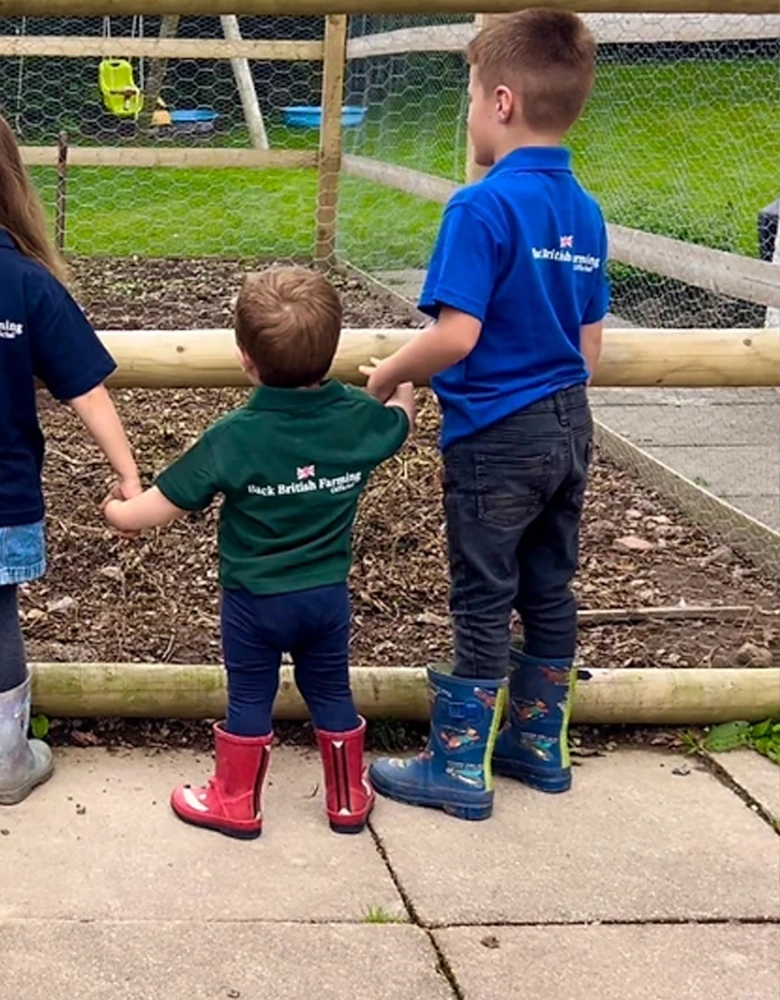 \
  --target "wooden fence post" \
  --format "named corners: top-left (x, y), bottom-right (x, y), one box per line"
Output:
top-left (137, 14), bottom-right (180, 136)
top-left (315, 13), bottom-right (348, 263)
